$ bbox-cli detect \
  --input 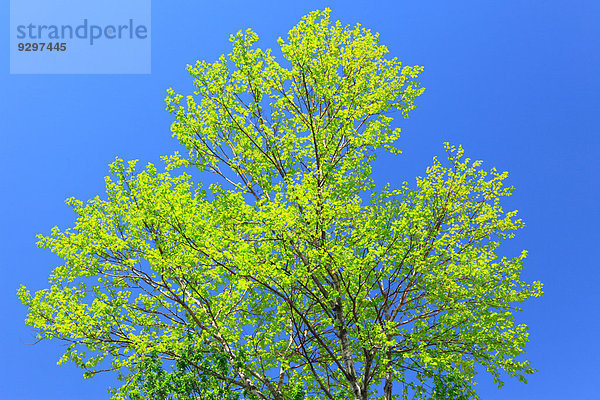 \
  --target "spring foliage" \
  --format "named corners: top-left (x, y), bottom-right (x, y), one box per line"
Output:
top-left (18, 9), bottom-right (542, 400)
